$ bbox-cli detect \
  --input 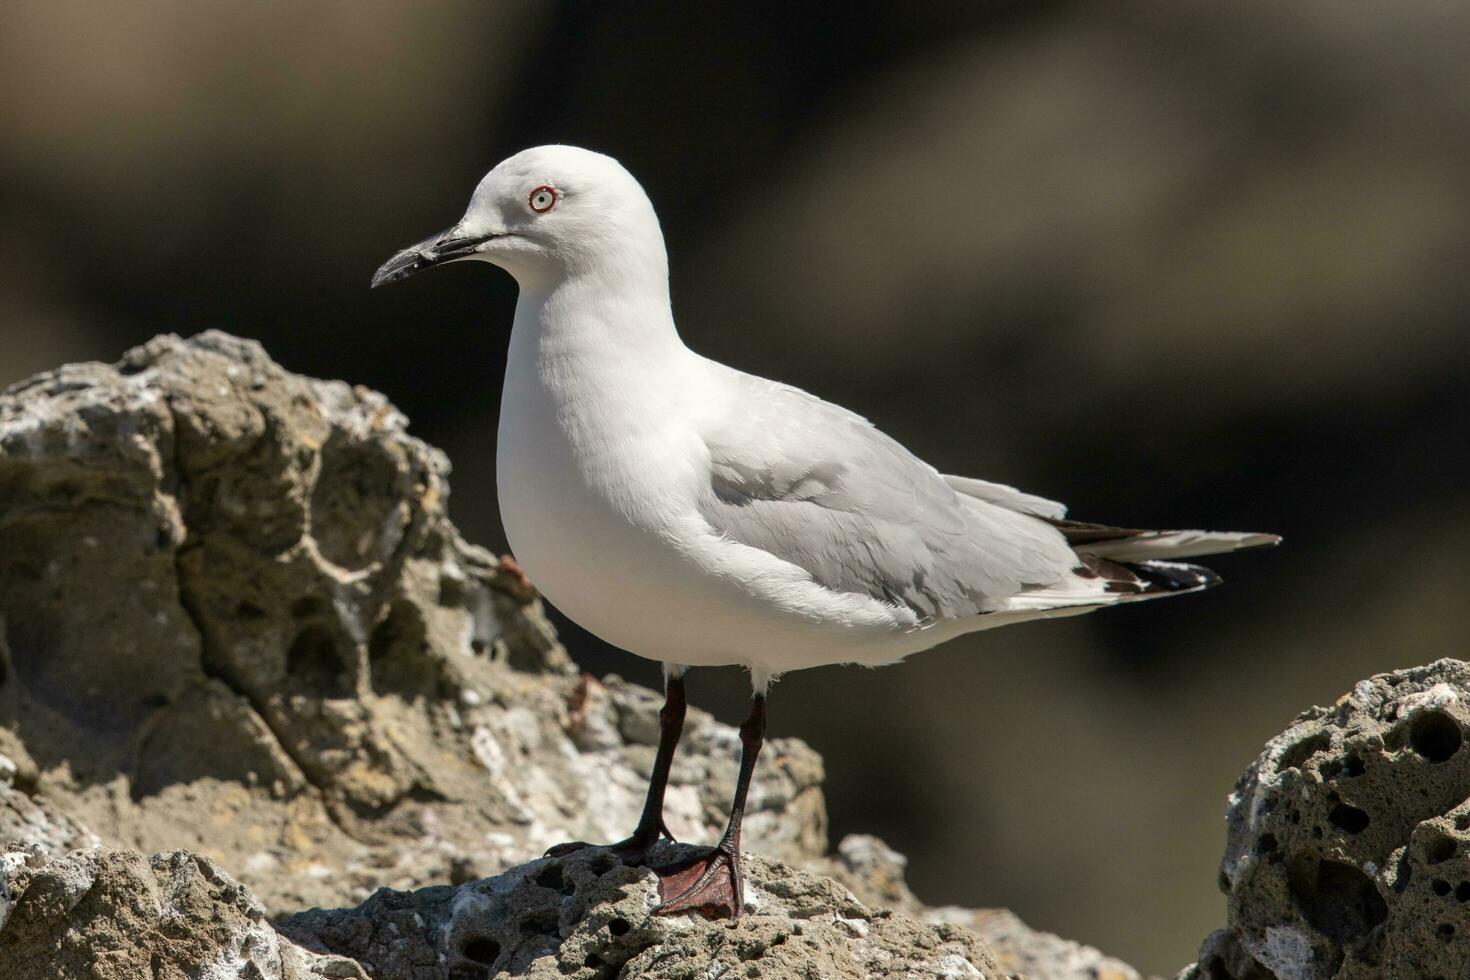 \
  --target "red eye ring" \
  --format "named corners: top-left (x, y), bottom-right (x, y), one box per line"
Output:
top-left (529, 185), bottom-right (557, 214)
